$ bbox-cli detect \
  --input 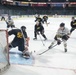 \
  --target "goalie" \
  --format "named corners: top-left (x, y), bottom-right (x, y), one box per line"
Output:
top-left (7, 26), bottom-right (30, 58)
top-left (48, 23), bottom-right (70, 52)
